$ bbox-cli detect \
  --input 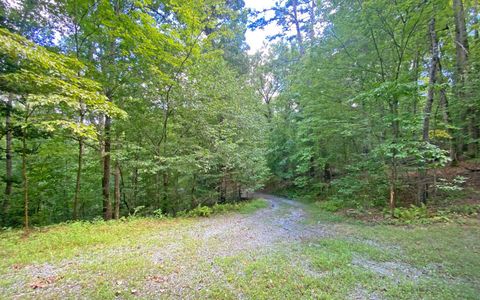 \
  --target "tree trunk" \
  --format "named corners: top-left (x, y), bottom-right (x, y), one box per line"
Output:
top-left (453, 0), bottom-right (469, 82)
top-left (3, 97), bottom-right (13, 223)
top-left (73, 123), bottom-right (84, 220)
top-left (418, 18), bottom-right (440, 205)
top-left (292, 0), bottom-right (305, 55)
top-left (308, 0), bottom-right (316, 43)
top-left (102, 115), bottom-right (112, 220)
top-left (437, 58), bottom-right (455, 163)
top-left (132, 166), bottom-right (138, 207)
top-left (22, 107), bottom-right (29, 230)
top-left (474, 0), bottom-right (479, 40)
top-left (453, 0), bottom-right (476, 157)
top-left (423, 19), bottom-right (439, 142)
top-left (114, 161), bottom-right (120, 220)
